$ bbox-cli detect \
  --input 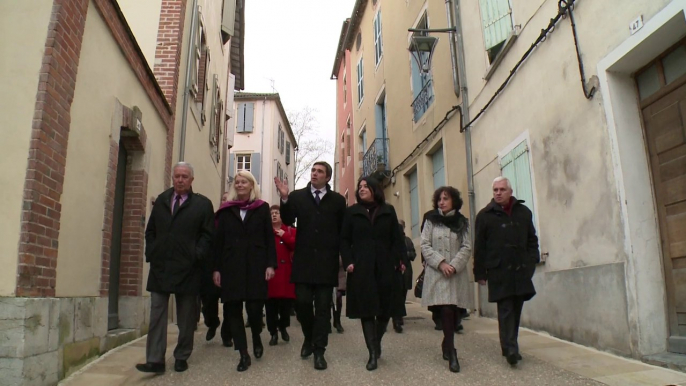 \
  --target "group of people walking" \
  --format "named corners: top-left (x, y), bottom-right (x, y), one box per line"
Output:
top-left (136, 160), bottom-right (539, 375)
